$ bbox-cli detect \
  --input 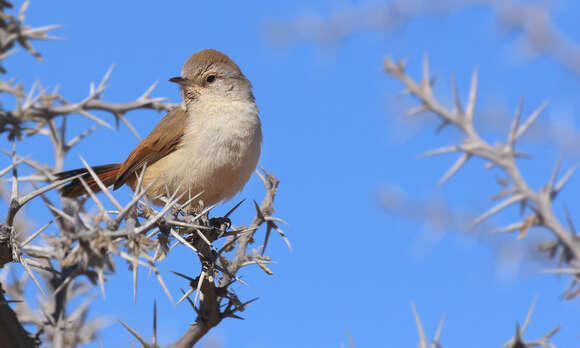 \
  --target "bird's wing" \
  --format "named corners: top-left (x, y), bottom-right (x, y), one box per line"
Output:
top-left (114, 107), bottom-right (188, 189)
